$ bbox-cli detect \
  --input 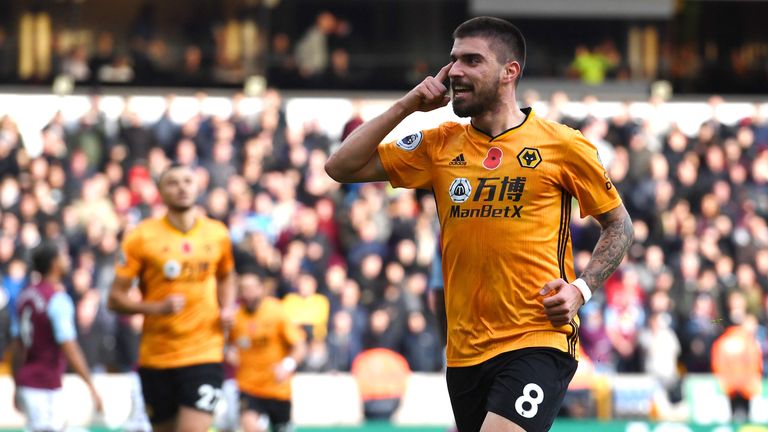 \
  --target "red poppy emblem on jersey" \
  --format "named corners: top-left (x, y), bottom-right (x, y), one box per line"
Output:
top-left (483, 147), bottom-right (503, 170)
top-left (182, 242), bottom-right (192, 253)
